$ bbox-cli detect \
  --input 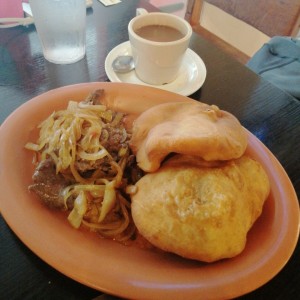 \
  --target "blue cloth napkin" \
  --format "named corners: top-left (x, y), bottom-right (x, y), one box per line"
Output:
top-left (247, 36), bottom-right (300, 100)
